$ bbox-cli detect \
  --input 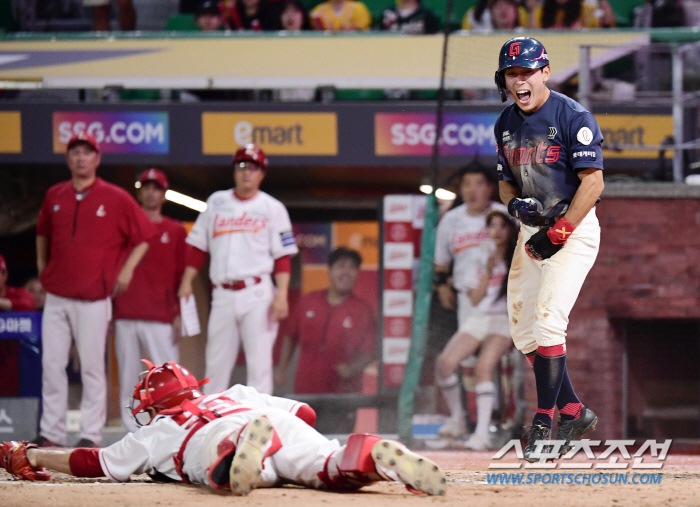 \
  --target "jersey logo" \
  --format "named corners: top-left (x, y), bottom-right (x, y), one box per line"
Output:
top-left (503, 142), bottom-right (561, 167)
top-left (280, 231), bottom-right (296, 248)
top-left (53, 205), bottom-right (60, 213)
top-left (306, 310), bottom-right (315, 318)
top-left (342, 316), bottom-right (353, 329)
top-left (96, 205), bottom-right (106, 217)
top-left (502, 131), bottom-right (511, 143)
top-left (577, 127), bottom-right (593, 145)
top-left (161, 232), bottom-right (170, 243)
top-left (509, 42), bottom-right (521, 57)
top-left (548, 127), bottom-right (557, 140)
top-left (497, 163), bottom-right (503, 173)
top-left (212, 212), bottom-right (268, 237)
